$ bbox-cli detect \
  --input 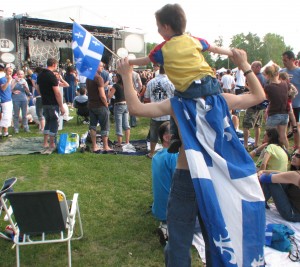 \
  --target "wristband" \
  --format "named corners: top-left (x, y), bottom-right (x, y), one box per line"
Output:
top-left (244, 70), bottom-right (253, 76)
top-left (260, 173), bottom-right (273, 183)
